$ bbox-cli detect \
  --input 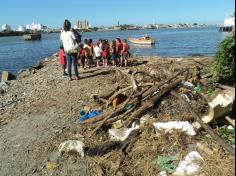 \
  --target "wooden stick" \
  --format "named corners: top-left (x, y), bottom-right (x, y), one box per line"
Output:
top-left (126, 78), bottom-right (183, 127)
top-left (87, 98), bottom-right (133, 137)
top-left (142, 69), bottom-right (188, 99)
top-left (225, 116), bottom-right (235, 127)
top-left (171, 91), bottom-right (235, 156)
